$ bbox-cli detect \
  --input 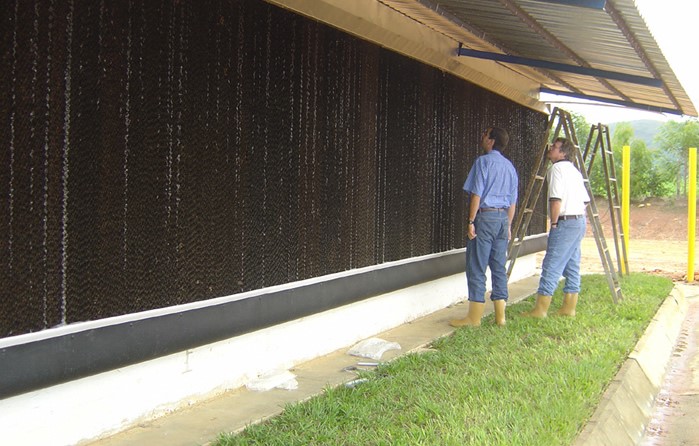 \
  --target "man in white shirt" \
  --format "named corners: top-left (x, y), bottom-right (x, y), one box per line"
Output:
top-left (525, 137), bottom-right (589, 318)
